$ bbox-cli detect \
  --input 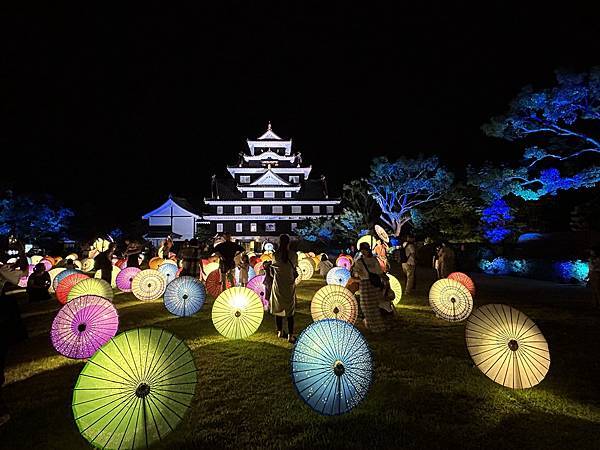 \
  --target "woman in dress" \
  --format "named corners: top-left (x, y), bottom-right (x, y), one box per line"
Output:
top-left (351, 242), bottom-right (387, 333)
top-left (269, 234), bottom-right (298, 343)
